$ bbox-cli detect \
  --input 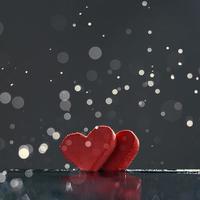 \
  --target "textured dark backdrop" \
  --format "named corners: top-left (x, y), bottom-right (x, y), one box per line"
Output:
top-left (0, 0), bottom-right (199, 170)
